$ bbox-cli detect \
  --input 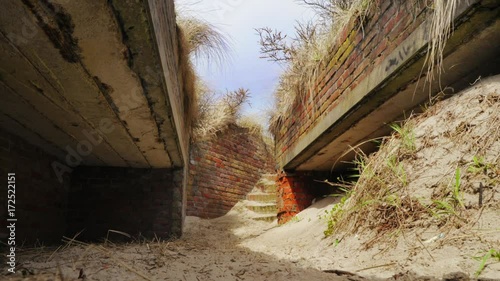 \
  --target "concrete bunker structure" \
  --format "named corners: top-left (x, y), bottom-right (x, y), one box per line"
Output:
top-left (0, 0), bottom-right (190, 242)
